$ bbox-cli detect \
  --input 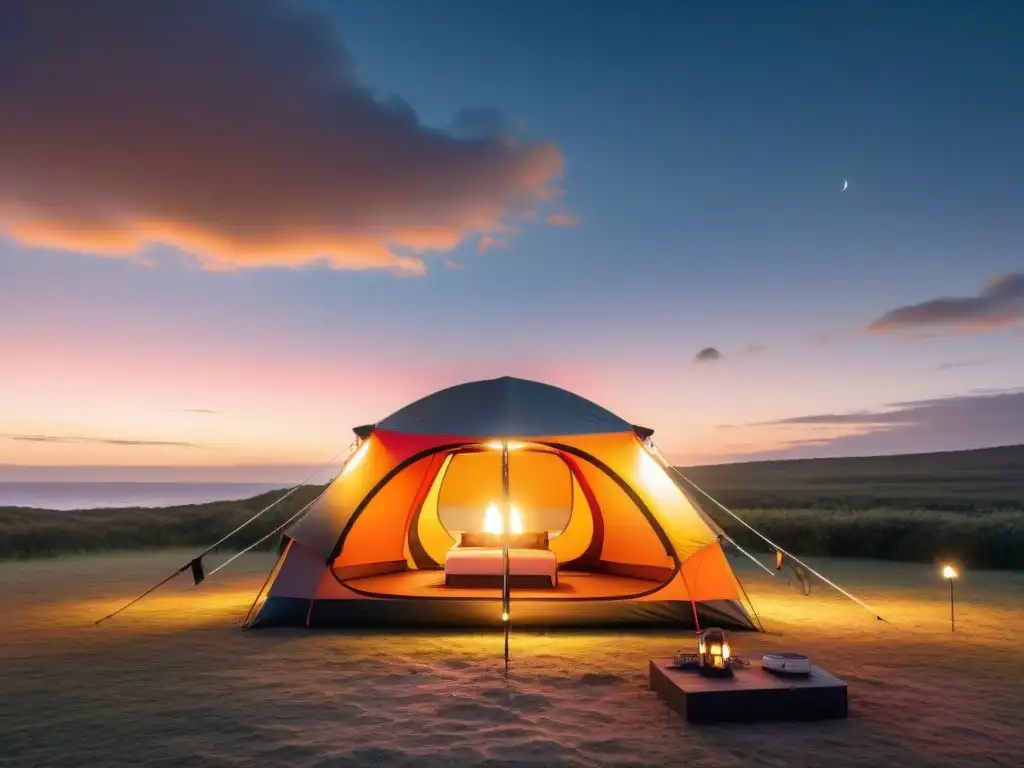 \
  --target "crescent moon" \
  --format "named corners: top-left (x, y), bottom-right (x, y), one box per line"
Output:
top-left (842, 179), bottom-right (848, 192)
